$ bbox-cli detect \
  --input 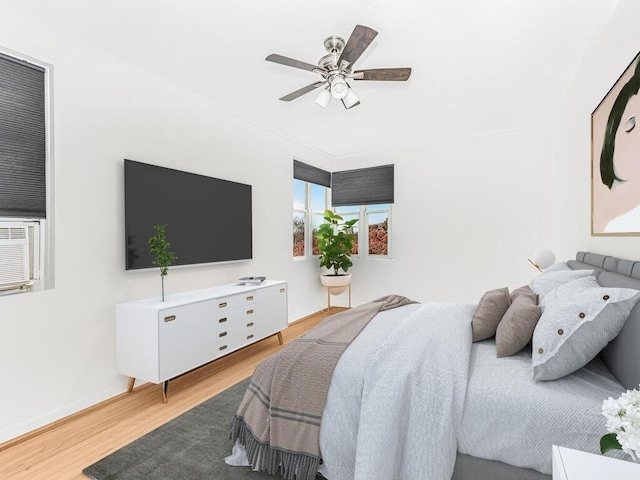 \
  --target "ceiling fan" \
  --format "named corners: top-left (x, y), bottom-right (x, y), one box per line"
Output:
top-left (266, 25), bottom-right (411, 109)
